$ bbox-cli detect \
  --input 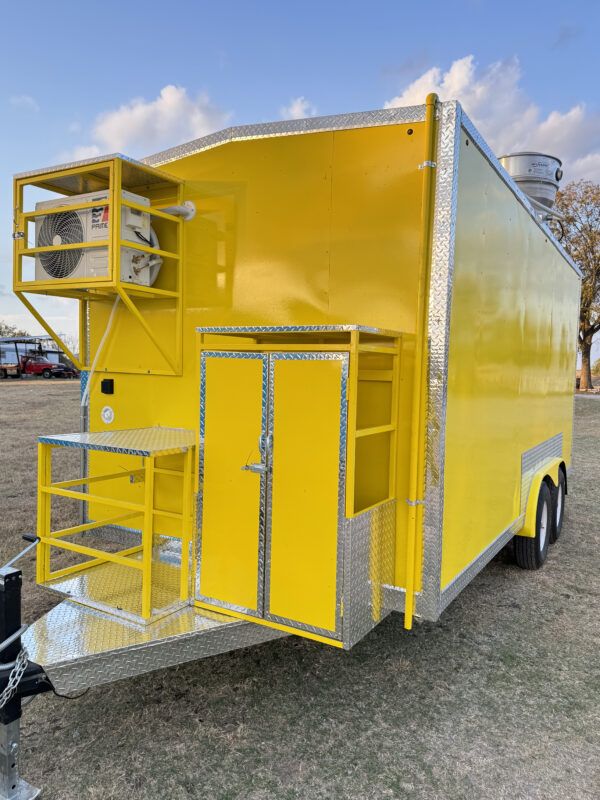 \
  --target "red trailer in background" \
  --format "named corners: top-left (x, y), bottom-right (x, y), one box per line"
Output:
top-left (0, 338), bottom-right (79, 379)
